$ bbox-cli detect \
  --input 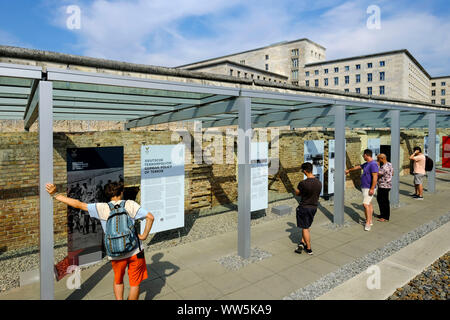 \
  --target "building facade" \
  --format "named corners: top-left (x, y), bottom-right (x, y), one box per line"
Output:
top-left (303, 50), bottom-right (432, 103)
top-left (178, 39), bottom-right (449, 105)
top-left (430, 76), bottom-right (449, 106)
top-left (178, 38), bottom-right (326, 86)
